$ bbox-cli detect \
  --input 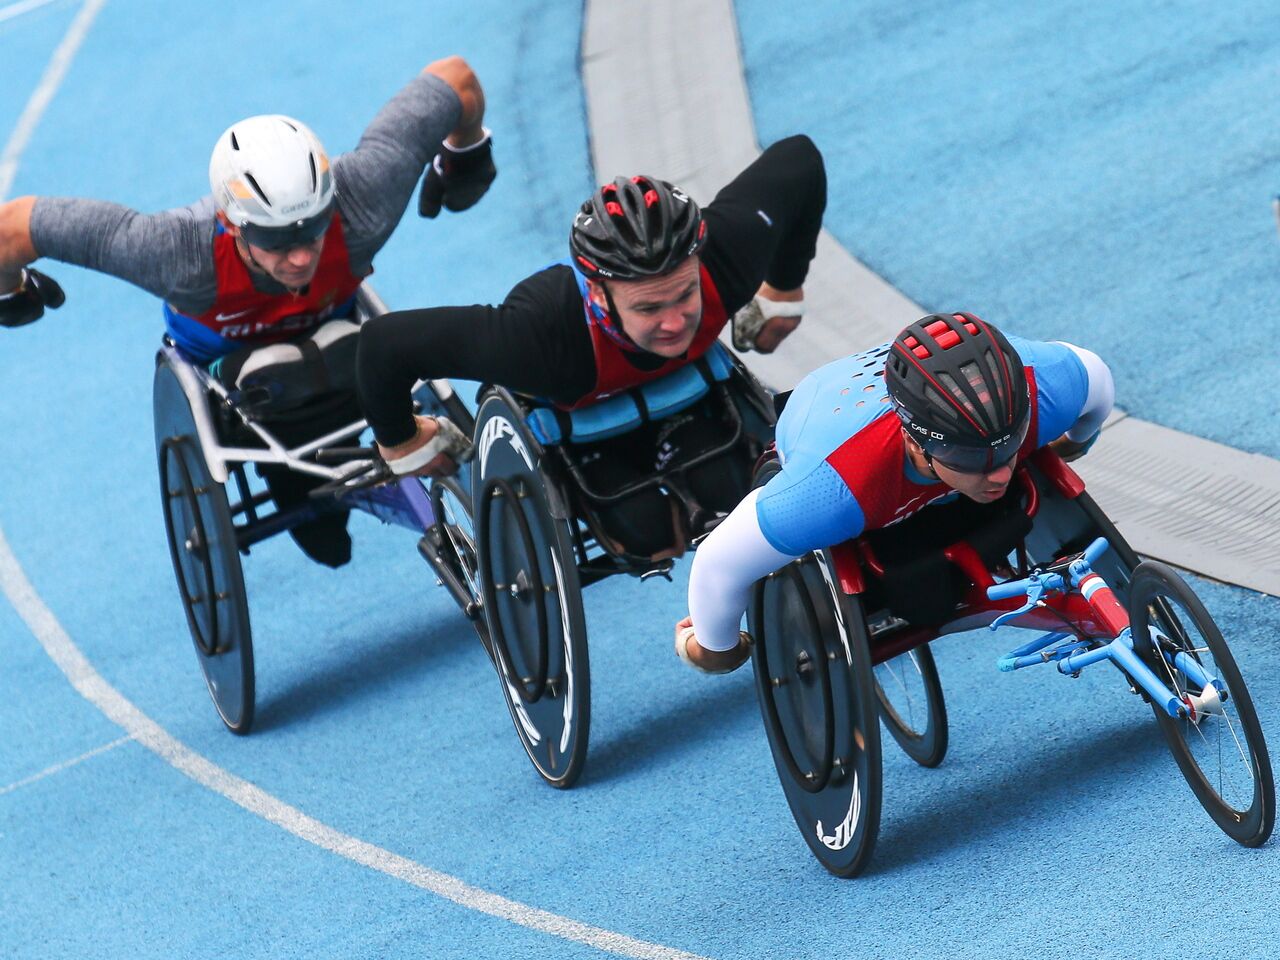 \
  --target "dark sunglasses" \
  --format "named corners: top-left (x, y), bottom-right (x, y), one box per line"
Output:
top-left (920, 414), bottom-right (1030, 475)
top-left (239, 207), bottom-right (333, 252)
